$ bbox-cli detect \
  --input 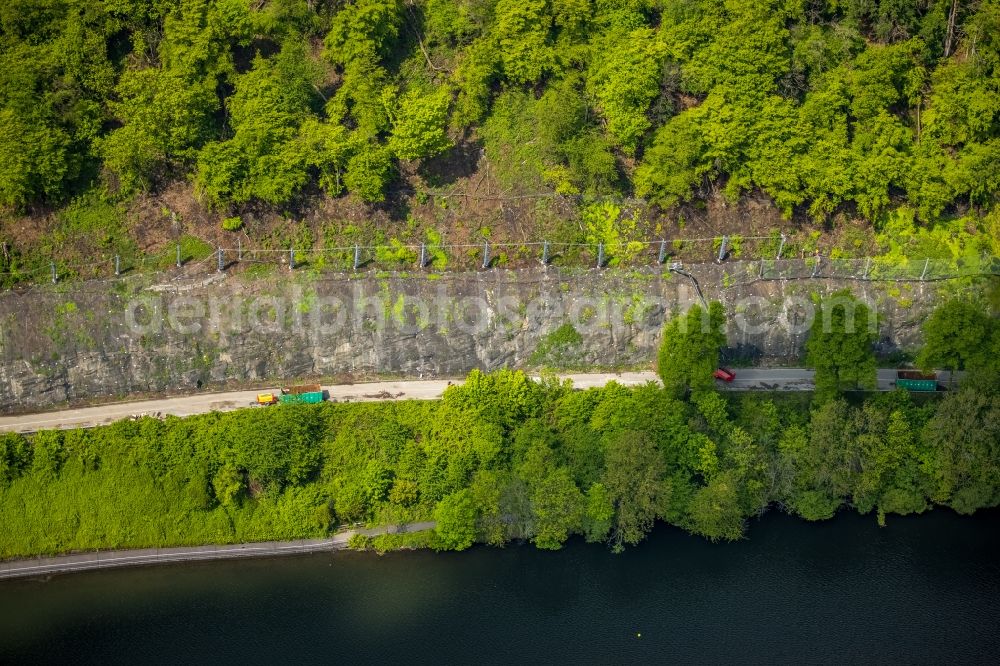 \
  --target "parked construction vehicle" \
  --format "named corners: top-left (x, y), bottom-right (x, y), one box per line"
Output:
top-left (895, 370), bottom-right (938, 392)
top-left (278, 384), bottom-right (325, 404)
top-left (254, 392), bottom-right (280, 406)
top-left (252, 385), bottom-right (325, 406)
